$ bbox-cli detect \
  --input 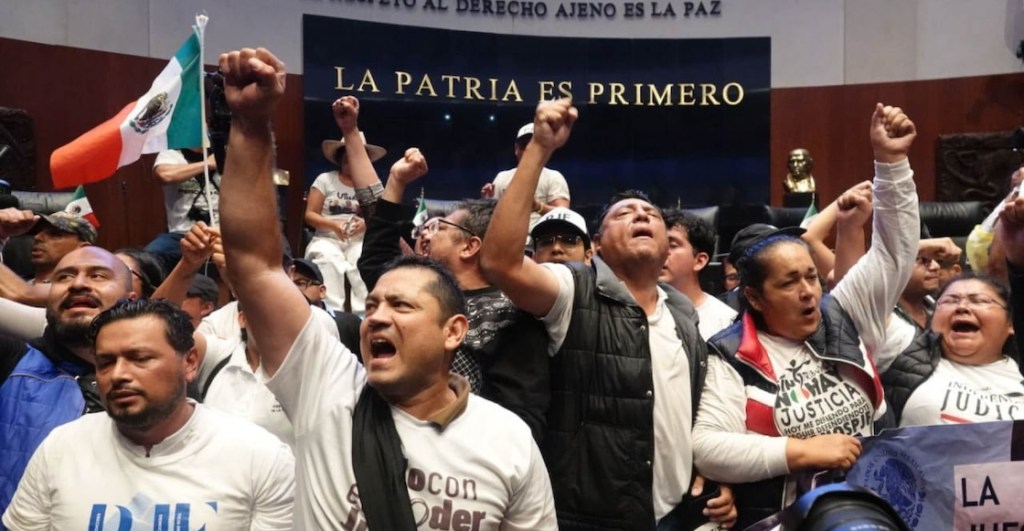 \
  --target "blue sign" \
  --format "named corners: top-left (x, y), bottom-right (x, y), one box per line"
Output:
top-left (302, 15), bottom-right (770, 208)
